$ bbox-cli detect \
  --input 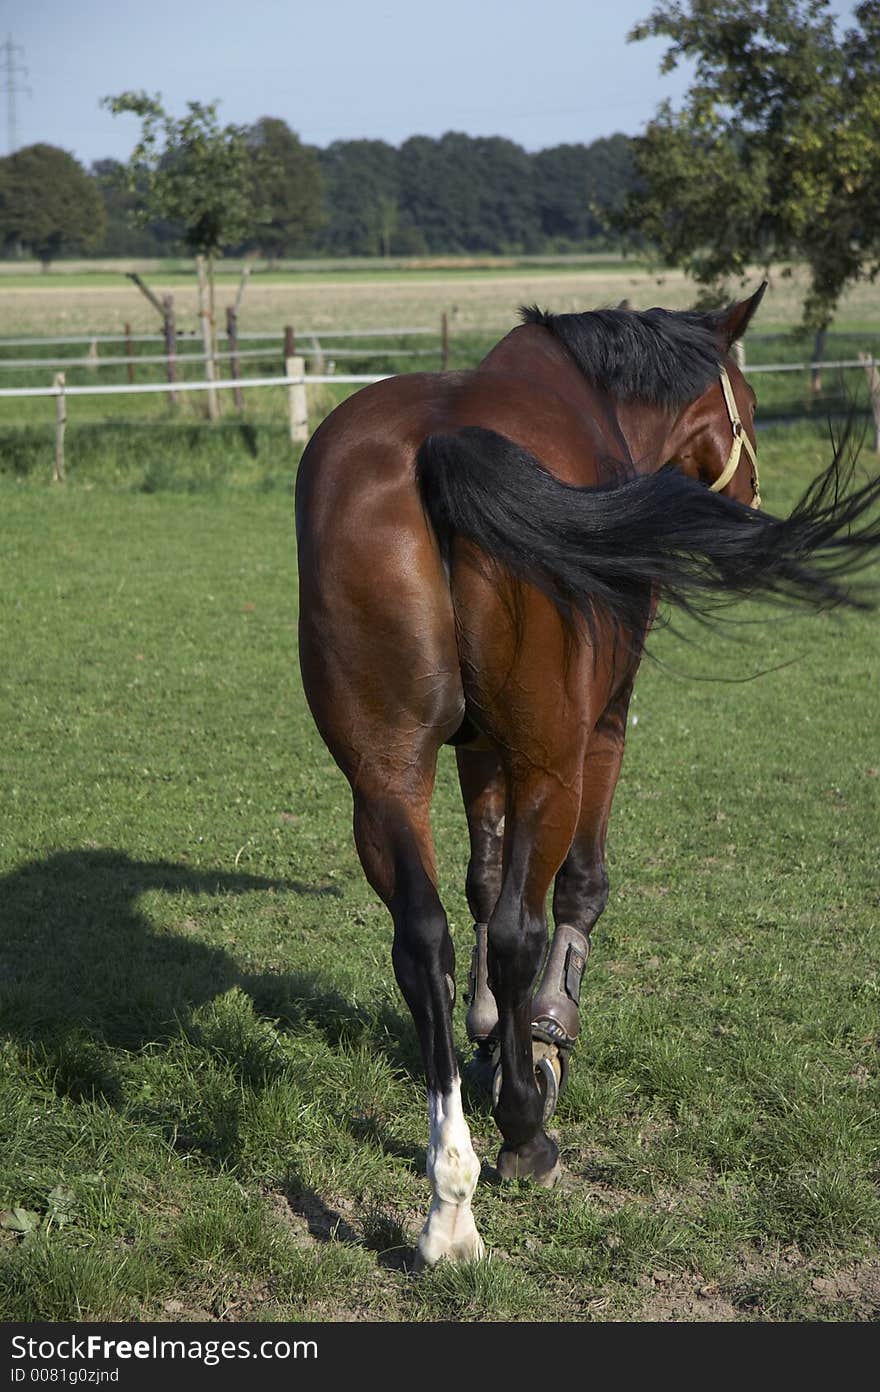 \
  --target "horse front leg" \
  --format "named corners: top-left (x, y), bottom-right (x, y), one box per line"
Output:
top-left (455, 749), bottom-right (506, 1060)
top-left (353, 779), bottom-right (484, 1267)
top-left (534, 679), bottom-right (635, 1053)
top-left (487, 766), bottom-right (582, 1185)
